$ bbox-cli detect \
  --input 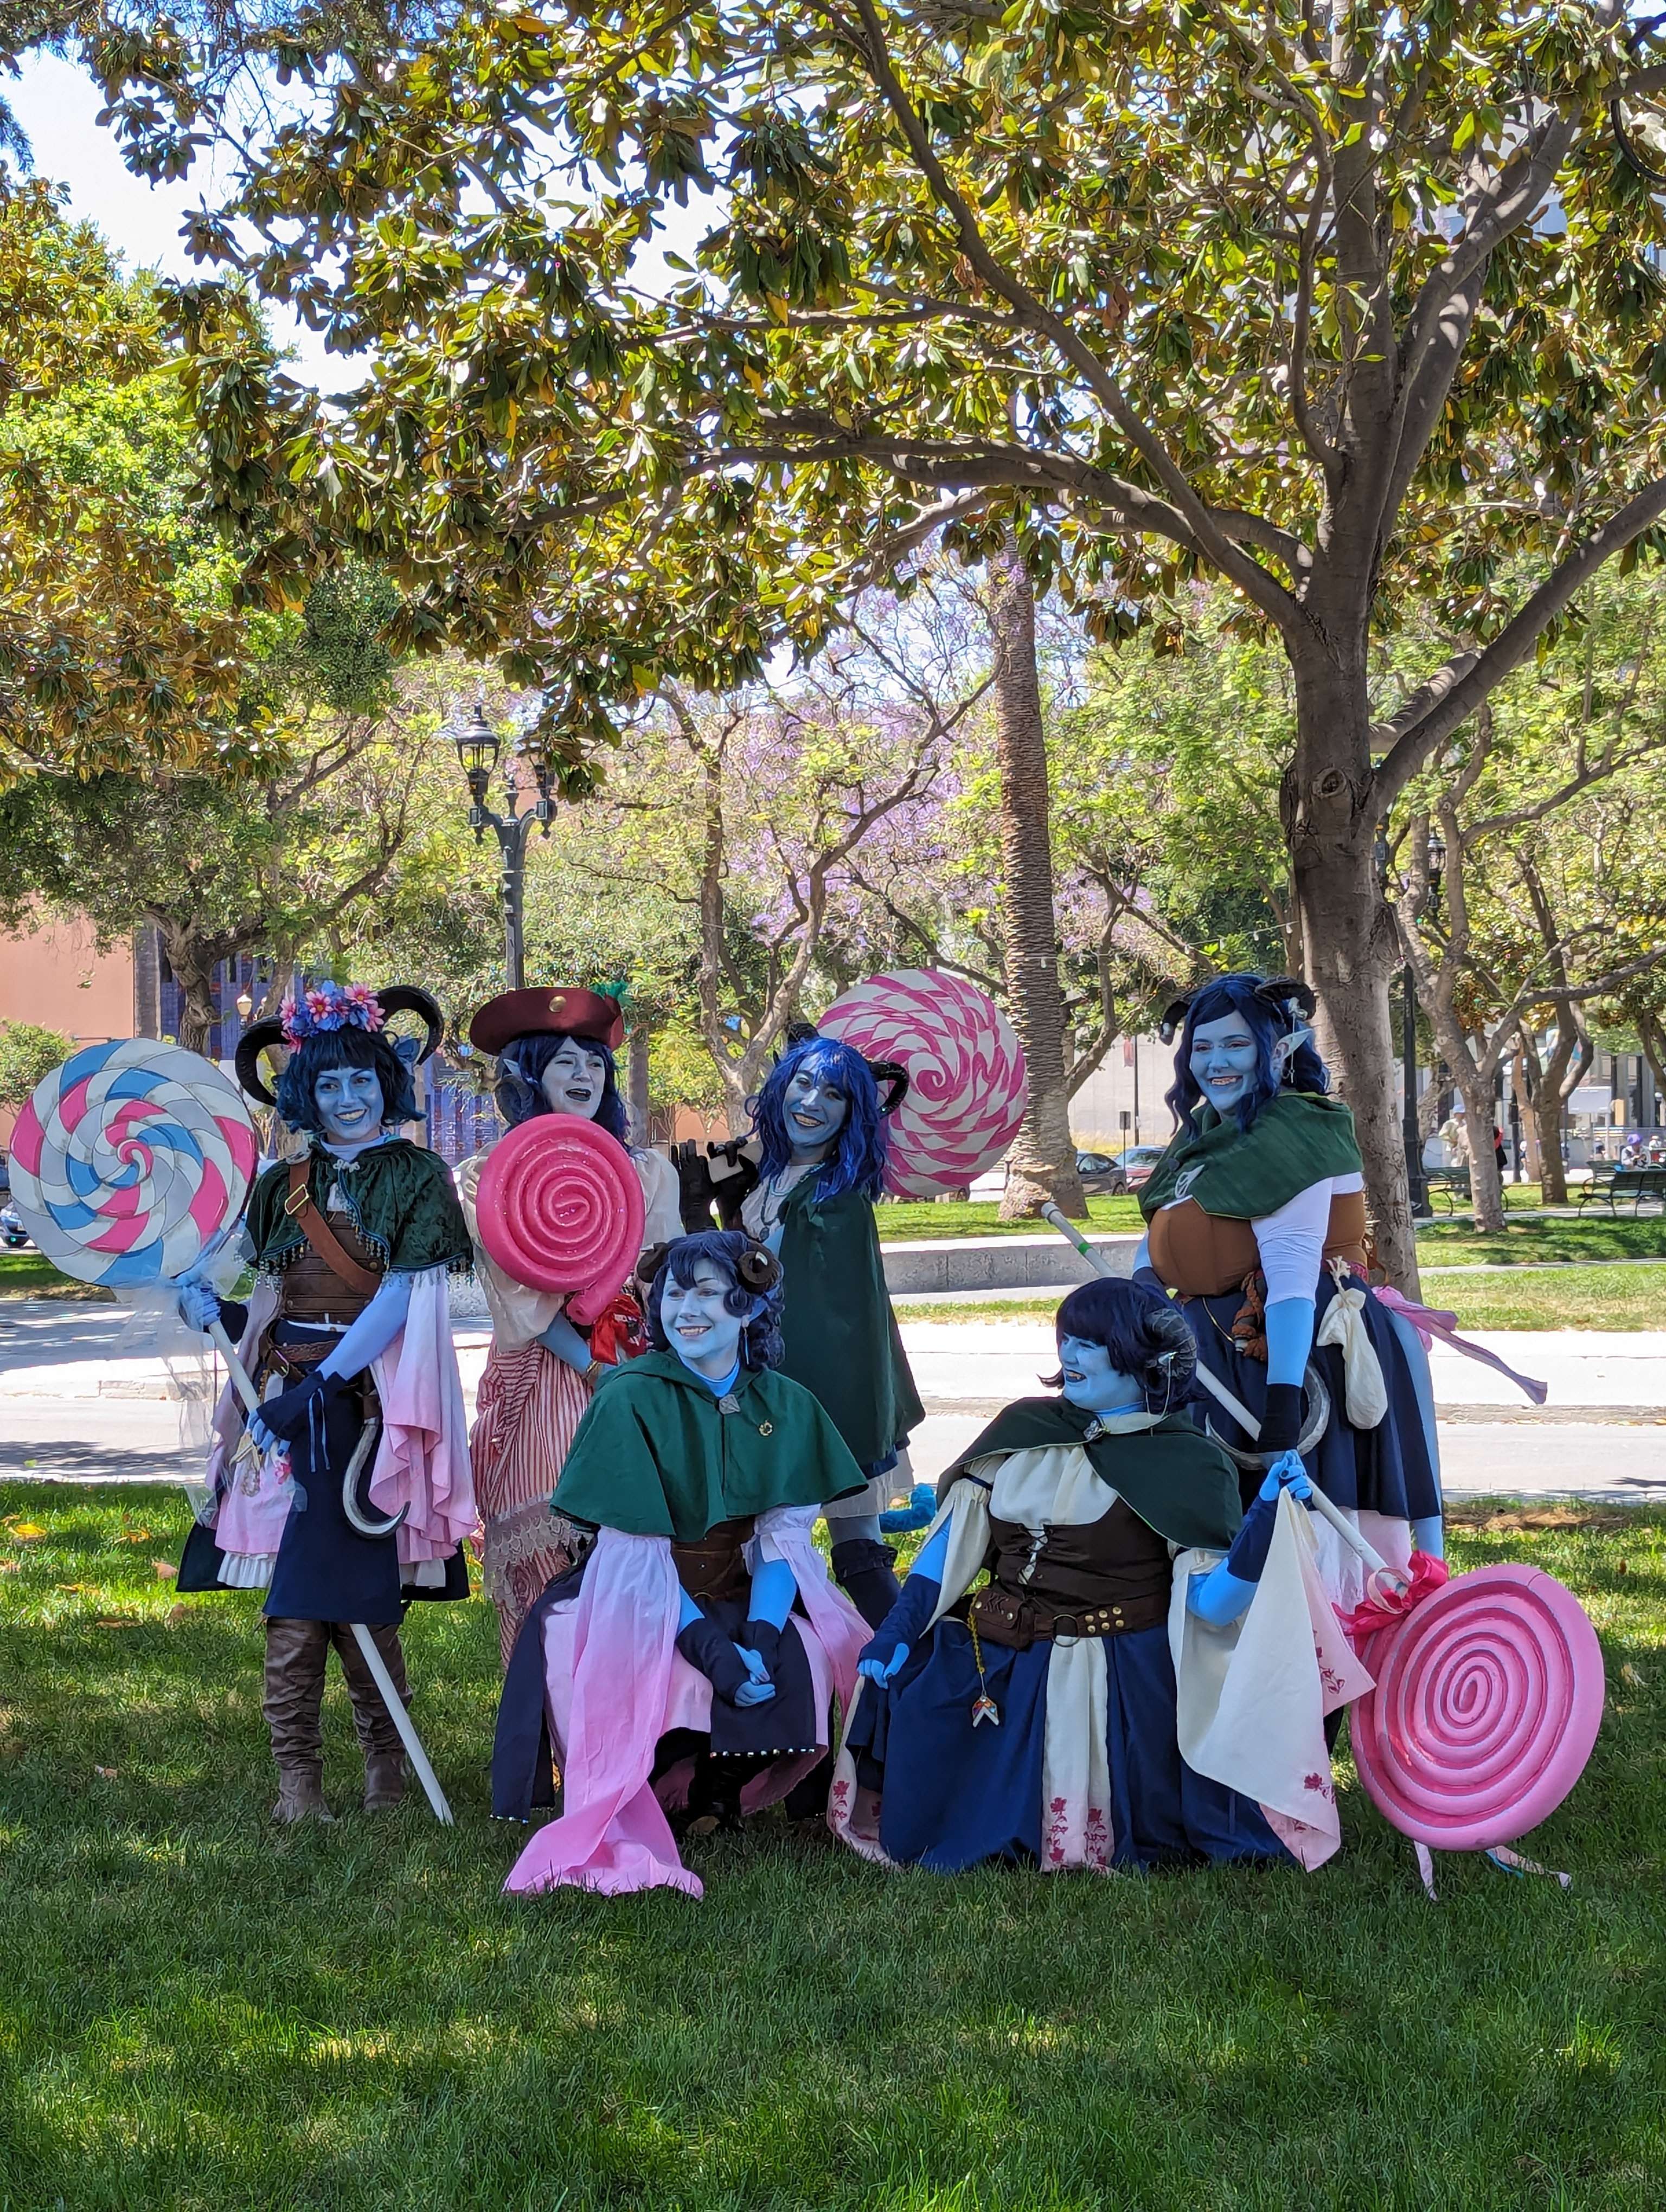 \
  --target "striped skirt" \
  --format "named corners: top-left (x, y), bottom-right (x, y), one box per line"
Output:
top-left (471, 1341), bottom-right (588, 1669)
